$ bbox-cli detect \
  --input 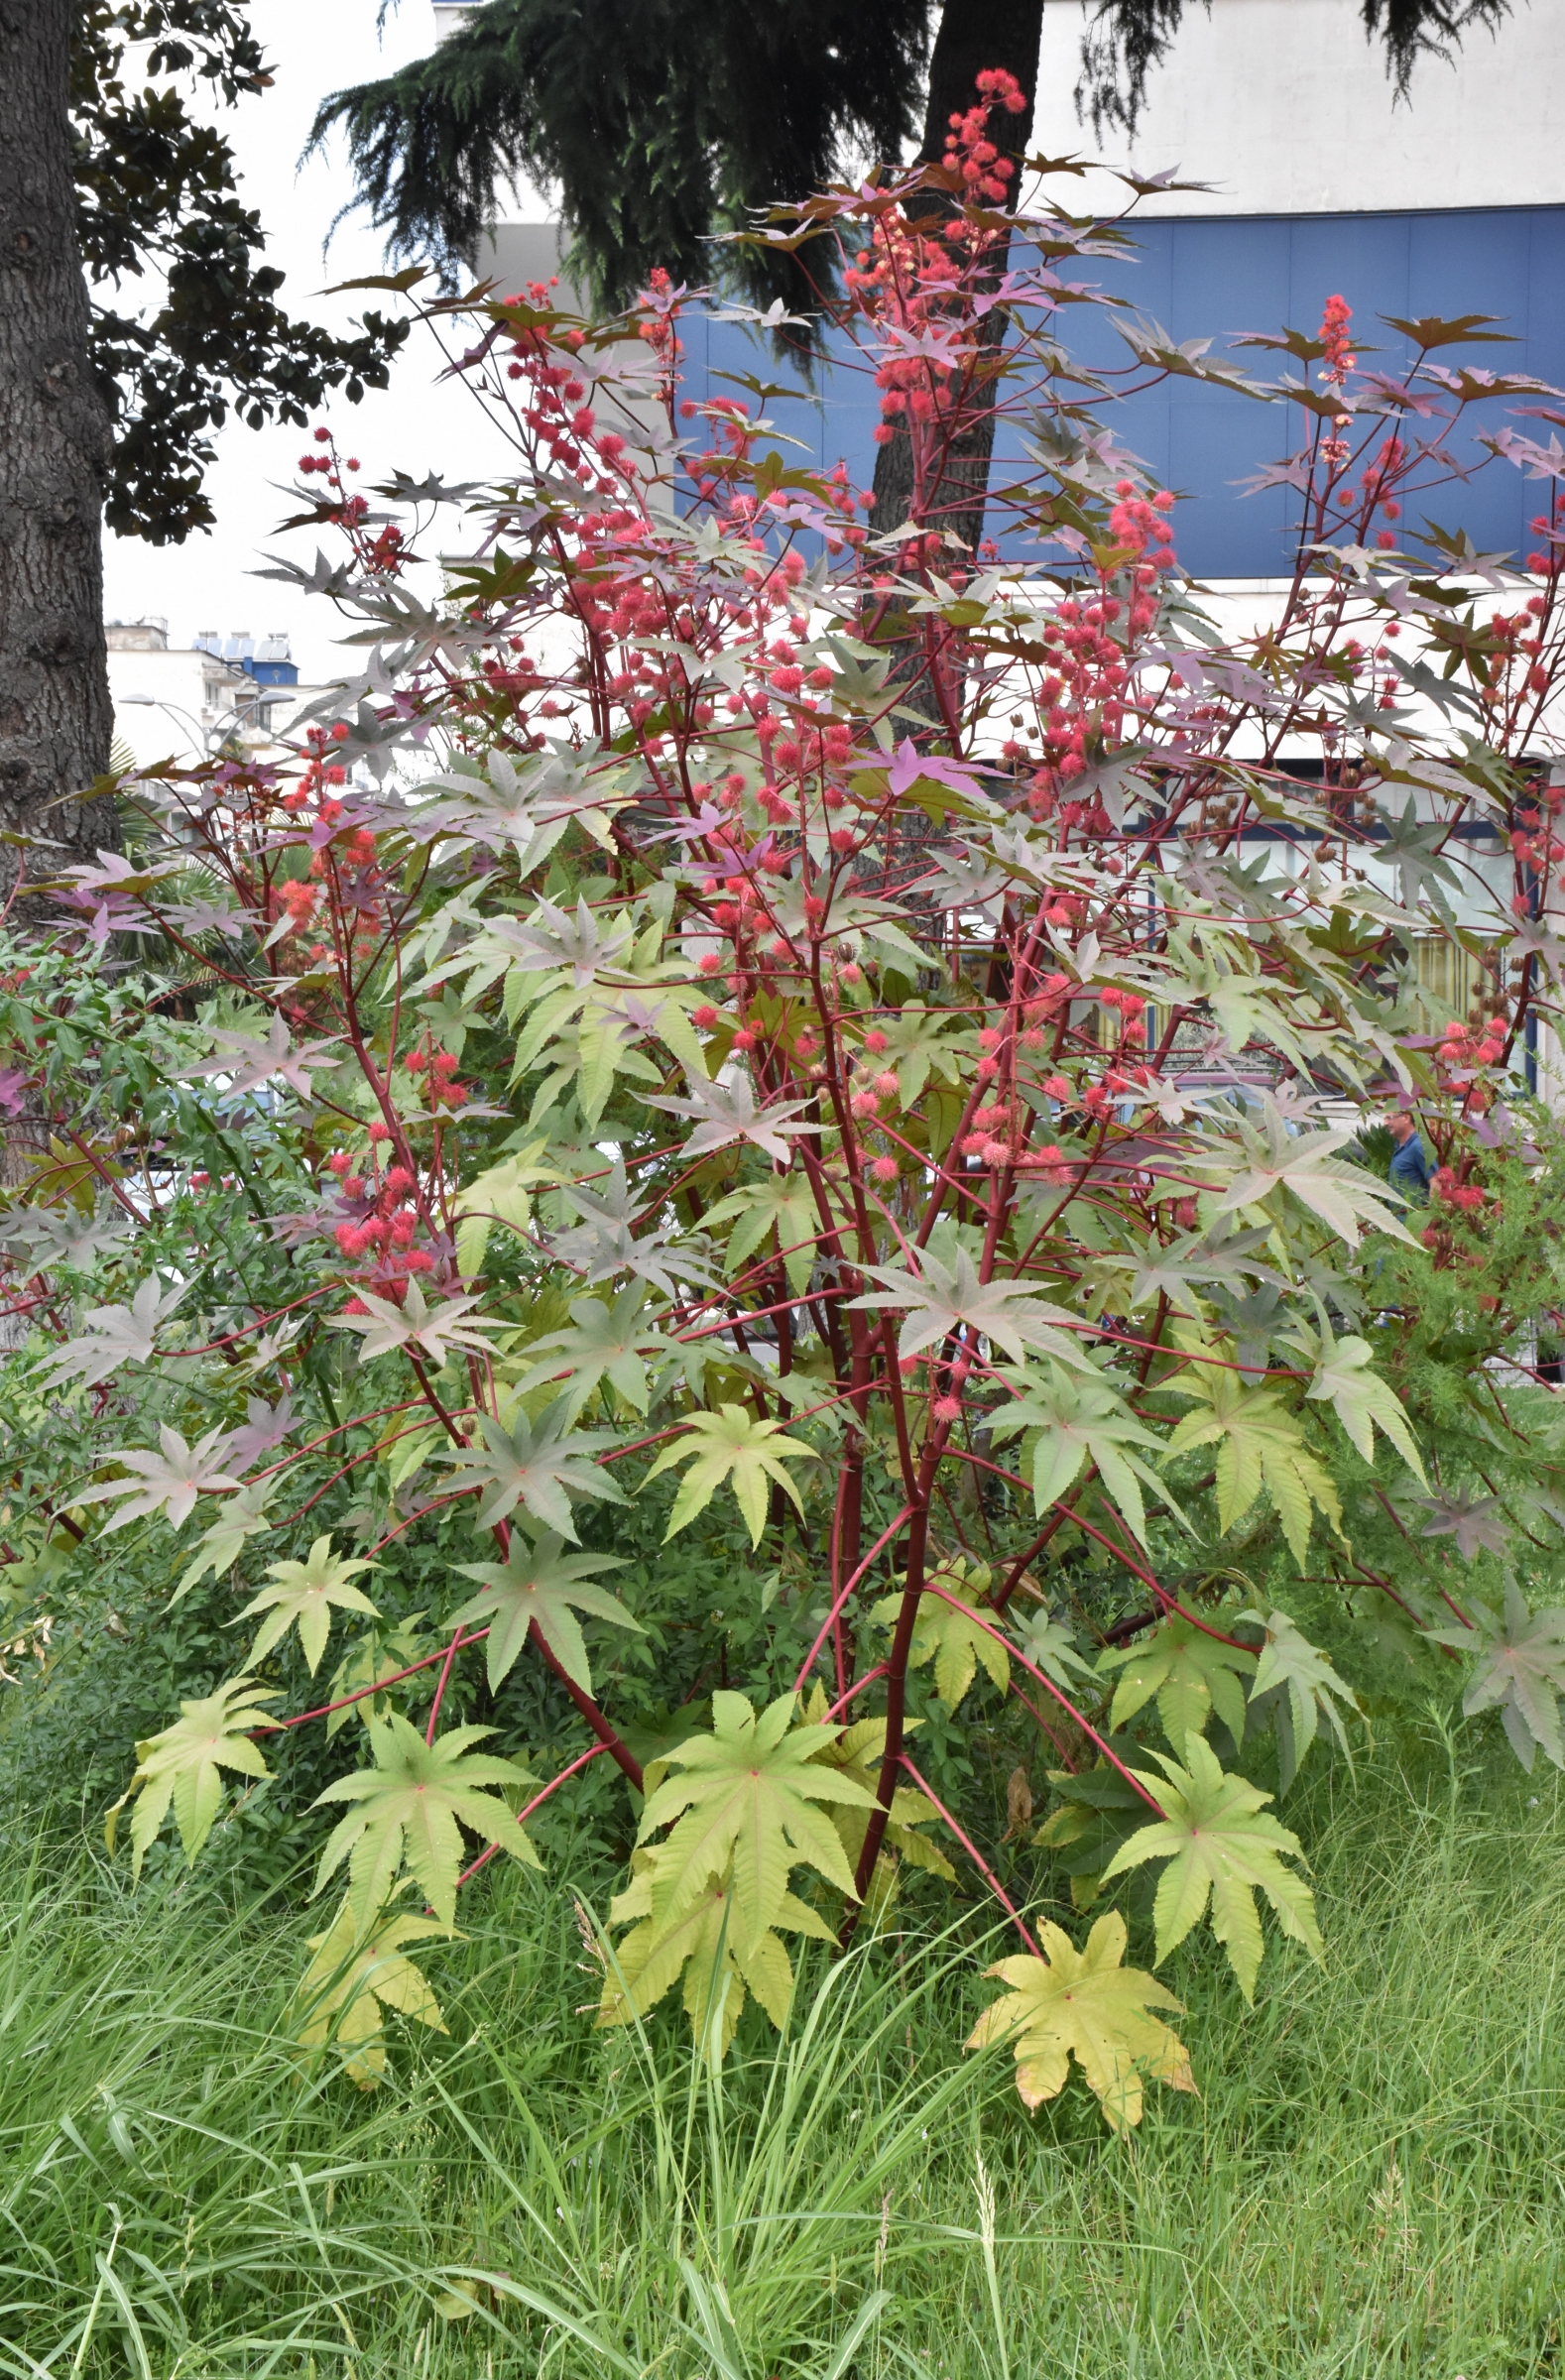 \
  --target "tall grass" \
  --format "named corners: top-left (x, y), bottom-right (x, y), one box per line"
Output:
top-left (2, 1730), bottom-right (1562, 2377)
